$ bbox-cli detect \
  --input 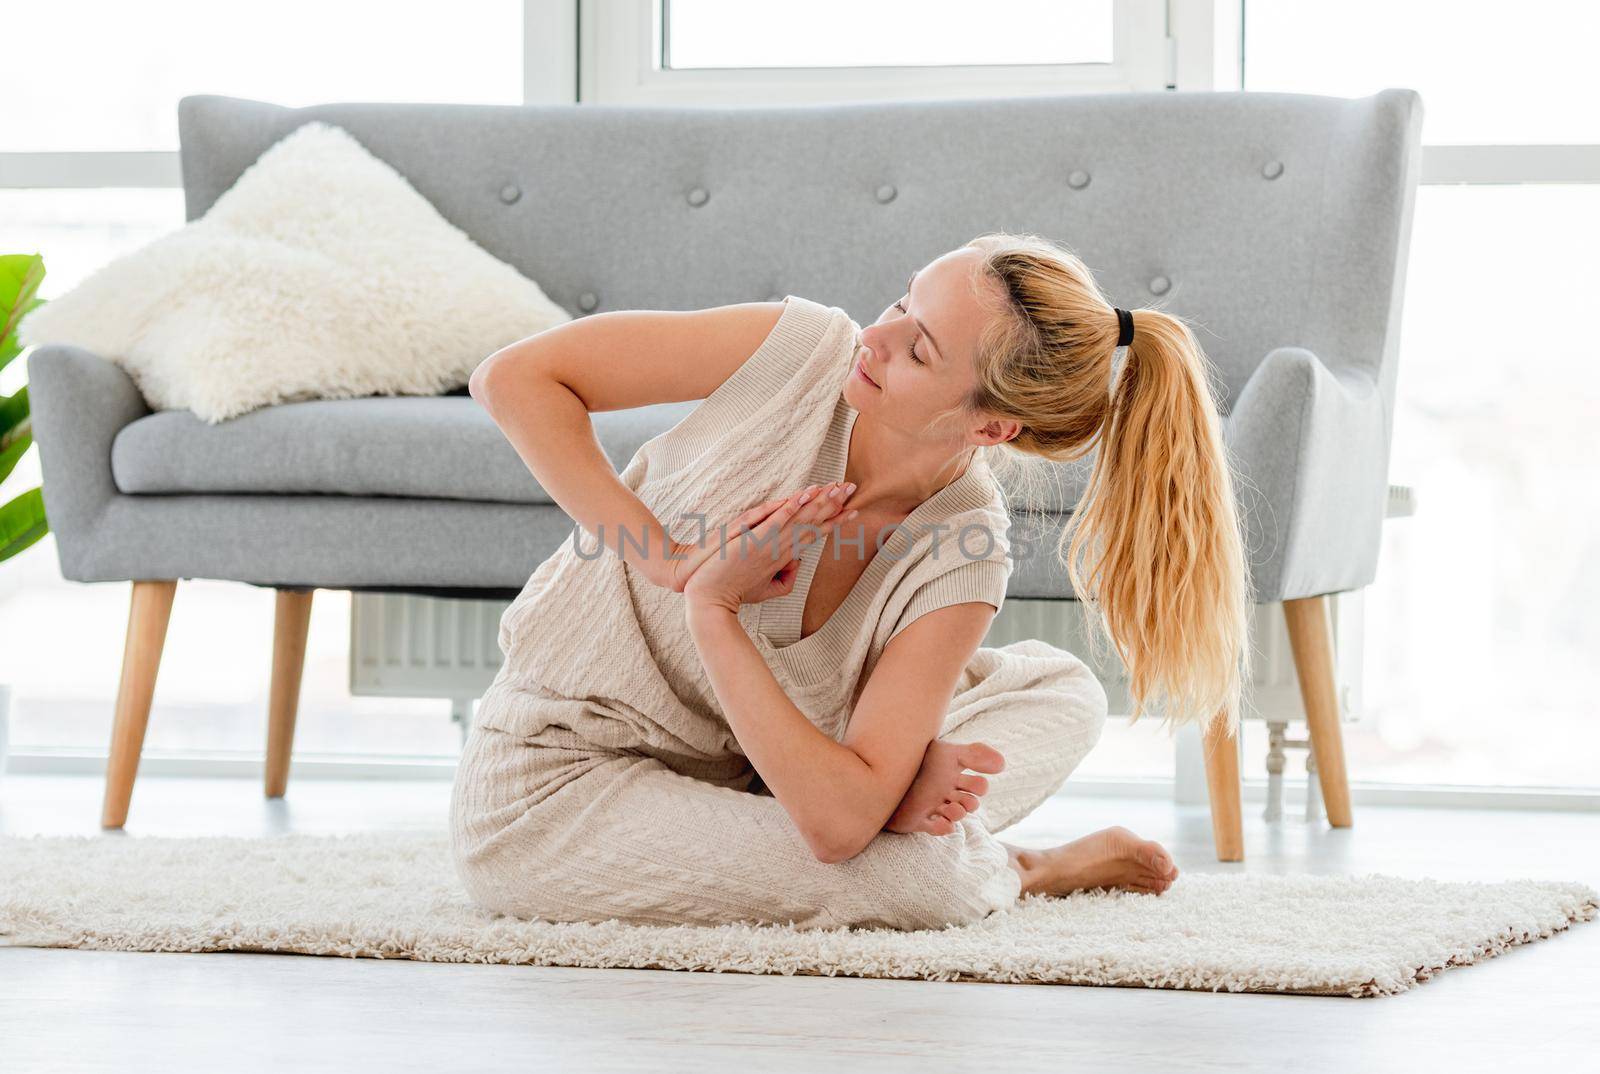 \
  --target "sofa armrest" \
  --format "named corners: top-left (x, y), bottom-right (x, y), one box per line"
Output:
top-left (25, 344), bottom-right (151, 577)
top-left (1227, 345), bottom-right (1390, 603)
